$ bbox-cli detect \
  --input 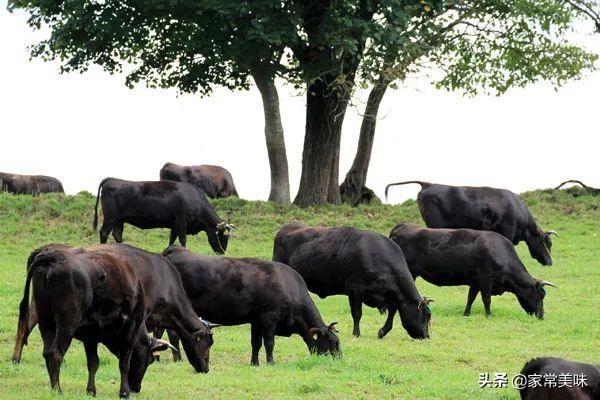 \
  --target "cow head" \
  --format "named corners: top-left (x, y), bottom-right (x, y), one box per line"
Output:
top-left (208, 222), bottom-right (235, 254)
top-left (399, 298), bottom-right (432, 339)
top-left (517, 280), bottom-right (557, 319)
top-left (528, 230), bottom-right (558, 266)
top-left (128, 333), bottom-right (177, 393)
top-left (178, 319), bottom-right (218, 373)
top-left (308, 322), bottom-right (341, 357)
